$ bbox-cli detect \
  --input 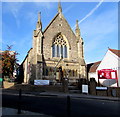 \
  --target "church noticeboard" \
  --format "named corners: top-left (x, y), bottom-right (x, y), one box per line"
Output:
top-left (98, 69), bottom-right (117, 79)
top-left (82, 85), bottom-right (88, 94)
top-left (34, 80), bottom-right (49, 85)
